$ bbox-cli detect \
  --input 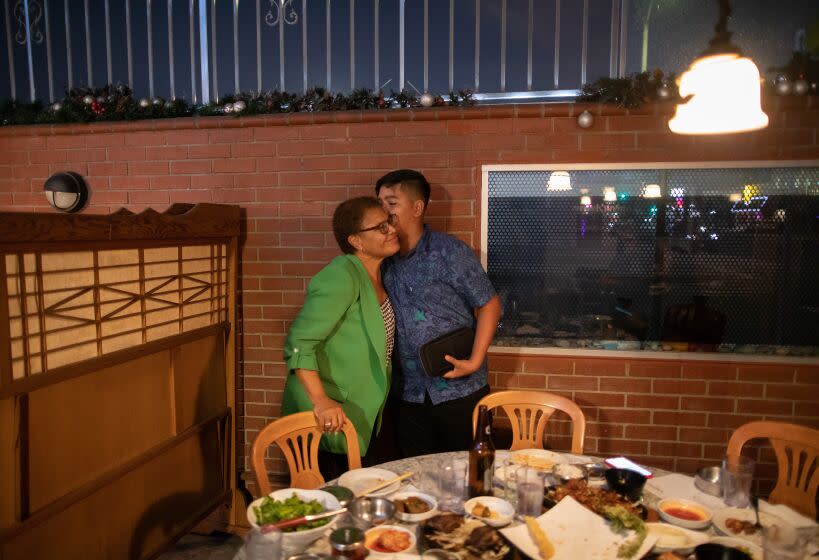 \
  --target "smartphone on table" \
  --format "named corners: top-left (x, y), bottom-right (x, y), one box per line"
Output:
top-left (604, 456), bottom-right (653, 478)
